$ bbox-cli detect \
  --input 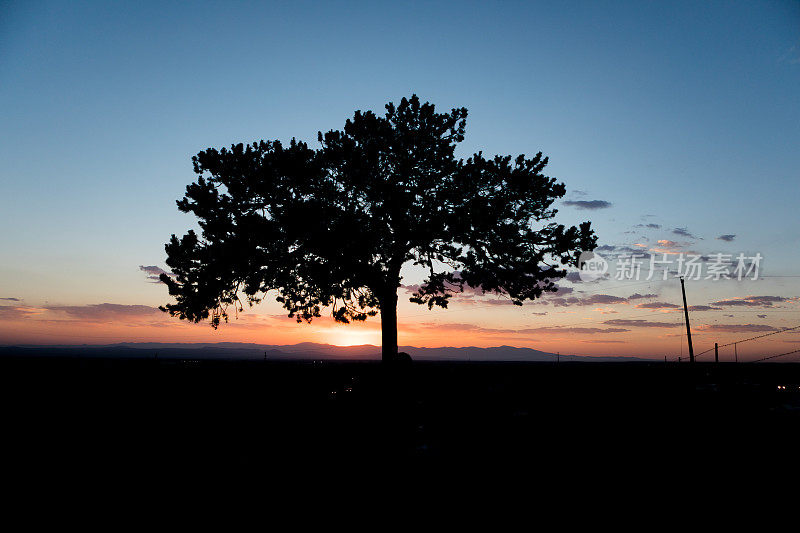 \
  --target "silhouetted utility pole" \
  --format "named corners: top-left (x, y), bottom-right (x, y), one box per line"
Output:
top-left (715, 343), bottom-right (719, 364)
top-left (680, 277), bottom-right (695, 363)
top-left (734, 343), bottom-right (738, 363)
